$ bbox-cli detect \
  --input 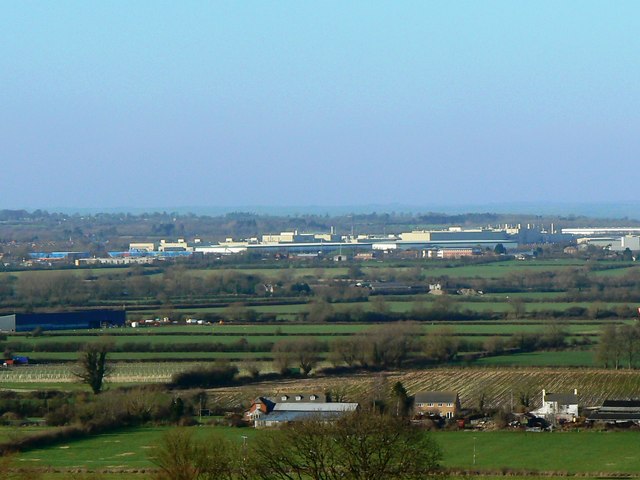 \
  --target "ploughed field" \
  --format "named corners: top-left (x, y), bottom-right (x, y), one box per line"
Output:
top-left (204, 367), bottom-right (640, 411)
top-left (3, 363), bottom-right (639, 409)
